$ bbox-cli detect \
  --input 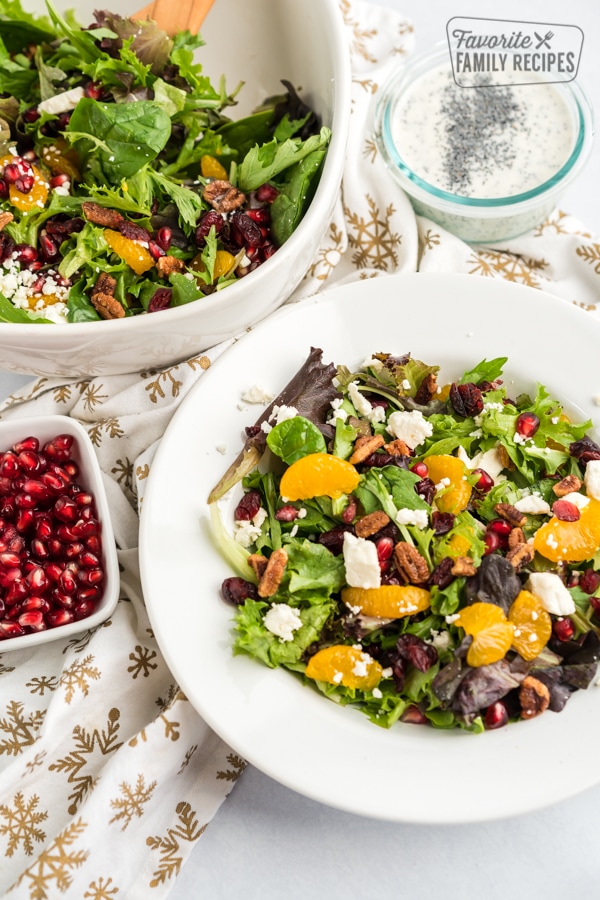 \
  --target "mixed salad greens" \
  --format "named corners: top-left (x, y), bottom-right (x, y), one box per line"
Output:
top-left (0, 0), bottom-right (330, 322)
top-left (211, 348), bottom-right (600, 733)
